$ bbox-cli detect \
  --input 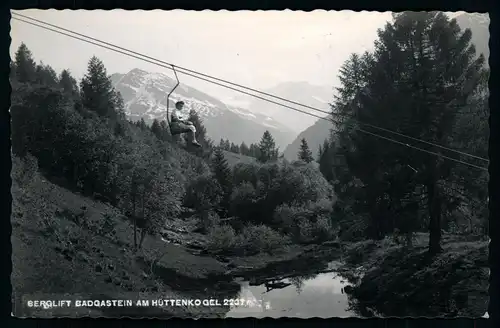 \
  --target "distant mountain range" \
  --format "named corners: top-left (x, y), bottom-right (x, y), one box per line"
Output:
top-left (282, 12), bottom-right (490, 161)
top-left (225, 81), bottom-right (332, 133)
top-left (110, 68), bottom-right (296, 148)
